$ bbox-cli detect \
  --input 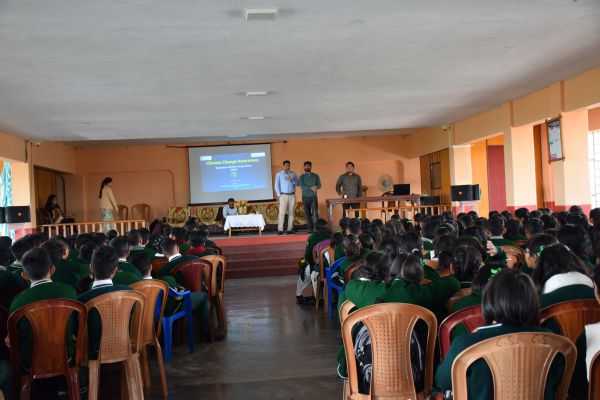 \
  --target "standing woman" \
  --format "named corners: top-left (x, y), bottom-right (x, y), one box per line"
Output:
top-left (99, 177), bottom-right (118, 229)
